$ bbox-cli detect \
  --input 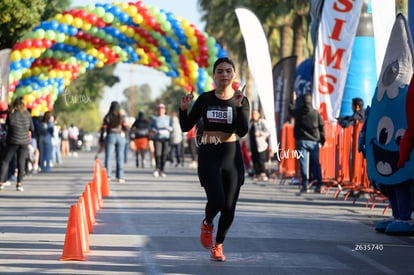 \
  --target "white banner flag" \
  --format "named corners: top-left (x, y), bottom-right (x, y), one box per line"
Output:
top-left (313, 0), bottom-right (363, 121)
top-left (235, 8), bottom-right (277, 152)
top-left (372, 0), bottom-right (395, 80)
top-left (0, 49), bottom-right (11, 103)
